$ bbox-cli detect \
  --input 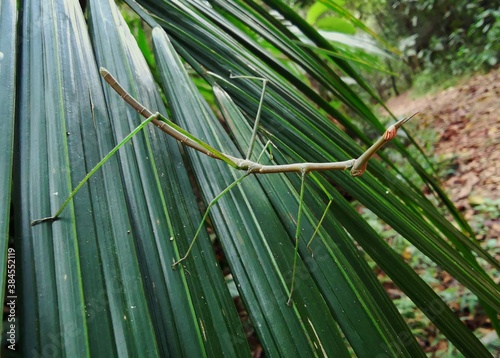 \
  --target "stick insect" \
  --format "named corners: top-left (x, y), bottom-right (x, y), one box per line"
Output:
top-left (33, 68), bottom-right (416, 305)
